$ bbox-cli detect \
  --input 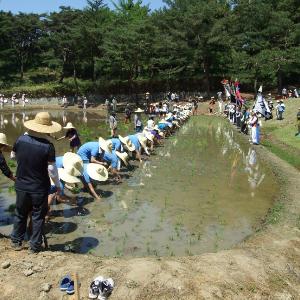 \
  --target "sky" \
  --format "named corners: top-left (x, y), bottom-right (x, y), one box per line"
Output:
top-left (0, 0), bottom-right (164, 14)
